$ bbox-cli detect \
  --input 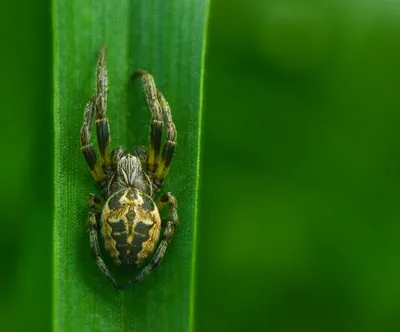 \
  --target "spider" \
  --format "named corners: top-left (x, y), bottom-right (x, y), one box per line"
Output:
top-left (80, 46), bottom-right (178, 290)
